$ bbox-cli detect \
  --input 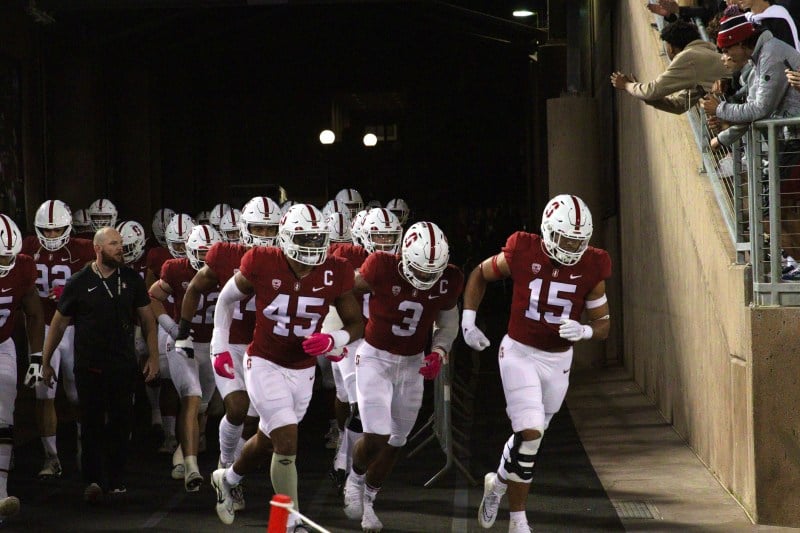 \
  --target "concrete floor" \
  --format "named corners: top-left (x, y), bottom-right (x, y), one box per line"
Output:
top-left (568, 366), bottom-right (798, 532)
